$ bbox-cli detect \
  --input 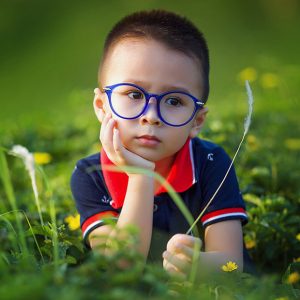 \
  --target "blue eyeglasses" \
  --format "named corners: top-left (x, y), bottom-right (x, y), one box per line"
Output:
top-left (103, 83), bottom-right (204, 127)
